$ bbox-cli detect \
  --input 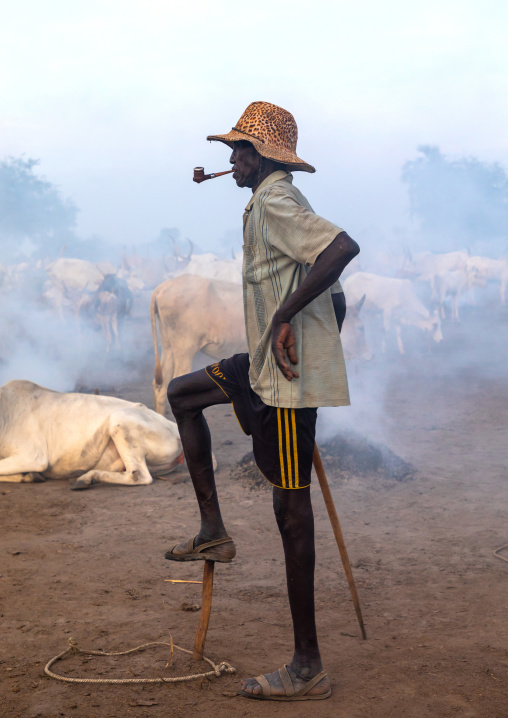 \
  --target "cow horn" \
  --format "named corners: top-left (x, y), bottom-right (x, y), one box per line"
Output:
top-left (349, 294), bottom-right (366, 315)
top-left (185, 238), bottom-right (193, 261)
